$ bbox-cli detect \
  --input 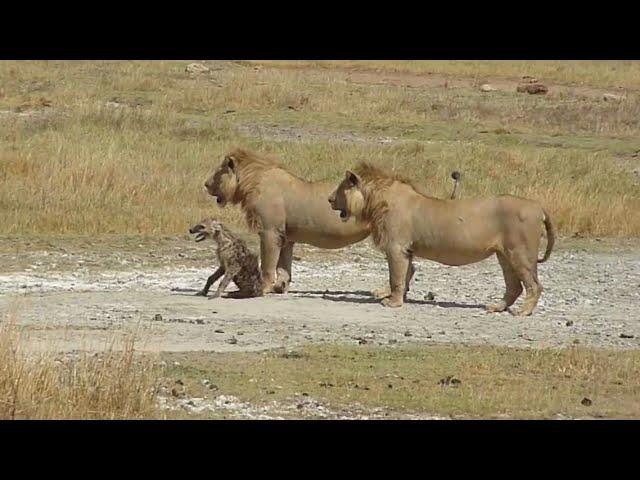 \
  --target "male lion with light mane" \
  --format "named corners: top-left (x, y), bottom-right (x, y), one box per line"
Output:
top-left (204, 149), bottom-right (457, 295)
top-left (328, 163), bottom-right (555, 316)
